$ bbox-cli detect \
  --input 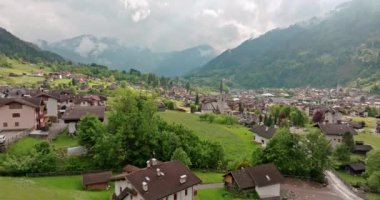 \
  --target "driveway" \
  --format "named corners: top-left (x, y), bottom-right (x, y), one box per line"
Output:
top-left (325, 171), bottom-right (364, 200)
top-left (281, 178), bottom-right (344, 200)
